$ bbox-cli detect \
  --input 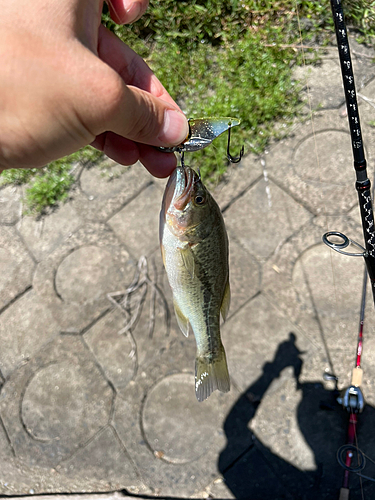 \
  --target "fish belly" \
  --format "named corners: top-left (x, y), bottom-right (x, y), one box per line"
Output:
top-left (162, 225), bottom-right (230, 401)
